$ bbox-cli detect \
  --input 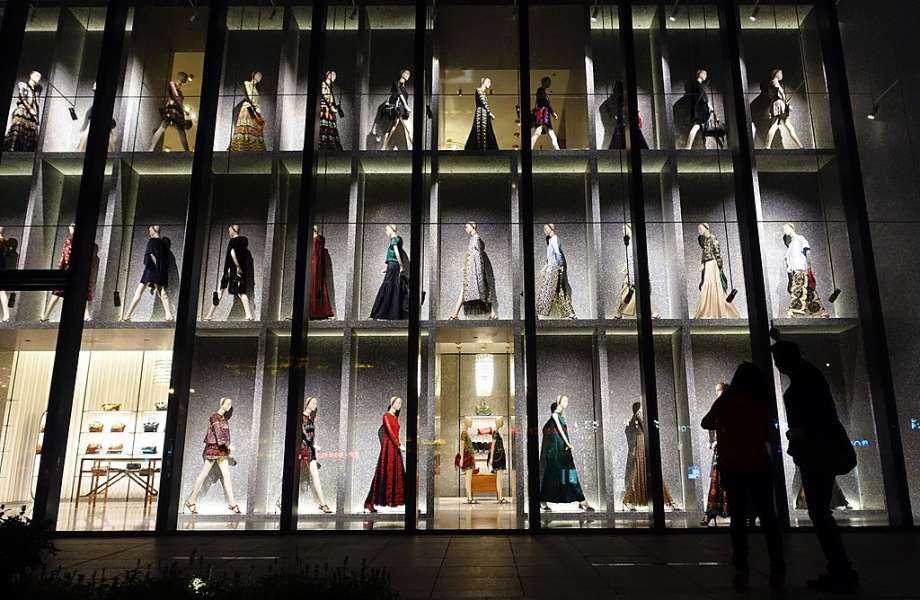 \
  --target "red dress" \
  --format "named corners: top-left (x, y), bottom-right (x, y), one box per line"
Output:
top-left (309, 234), bottom-right (334, 319)
top-left (364, 411), bottom-right (405, 510)
top-left (52, 238), bottom-right (93, 300)
top-left (203, 412), bottom-right (231, 459)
